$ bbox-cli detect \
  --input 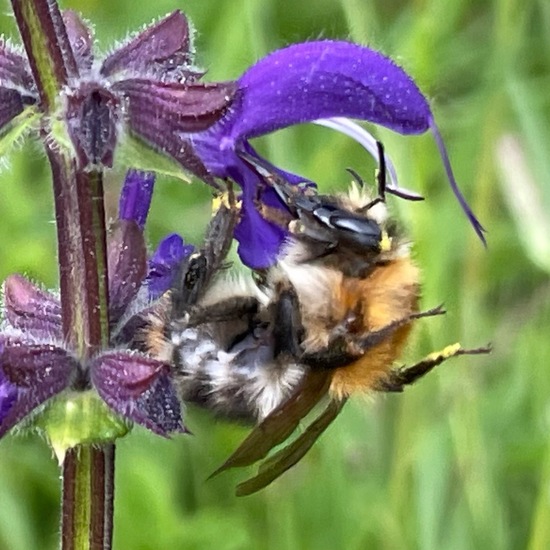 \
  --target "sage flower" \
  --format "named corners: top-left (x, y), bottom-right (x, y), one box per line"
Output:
top-left (189, 40), bottom-right (485, 268)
